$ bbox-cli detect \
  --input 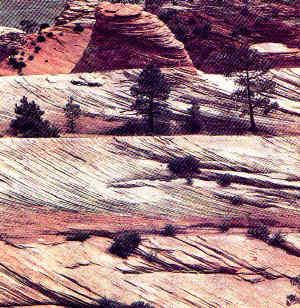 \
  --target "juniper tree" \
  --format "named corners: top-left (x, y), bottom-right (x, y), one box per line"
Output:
top-left (168, 155), bottom-right (200, 185)
top-left (10, 96), bottom-right (60, 138)
top-left (184, 99), bottom-right (202, 133)
top-left (220, 46), bottom-right (278, 132)
top-left (64, 97), bottom-right (81, 133)
top-left (131, 64), bottom-right (171, 134)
